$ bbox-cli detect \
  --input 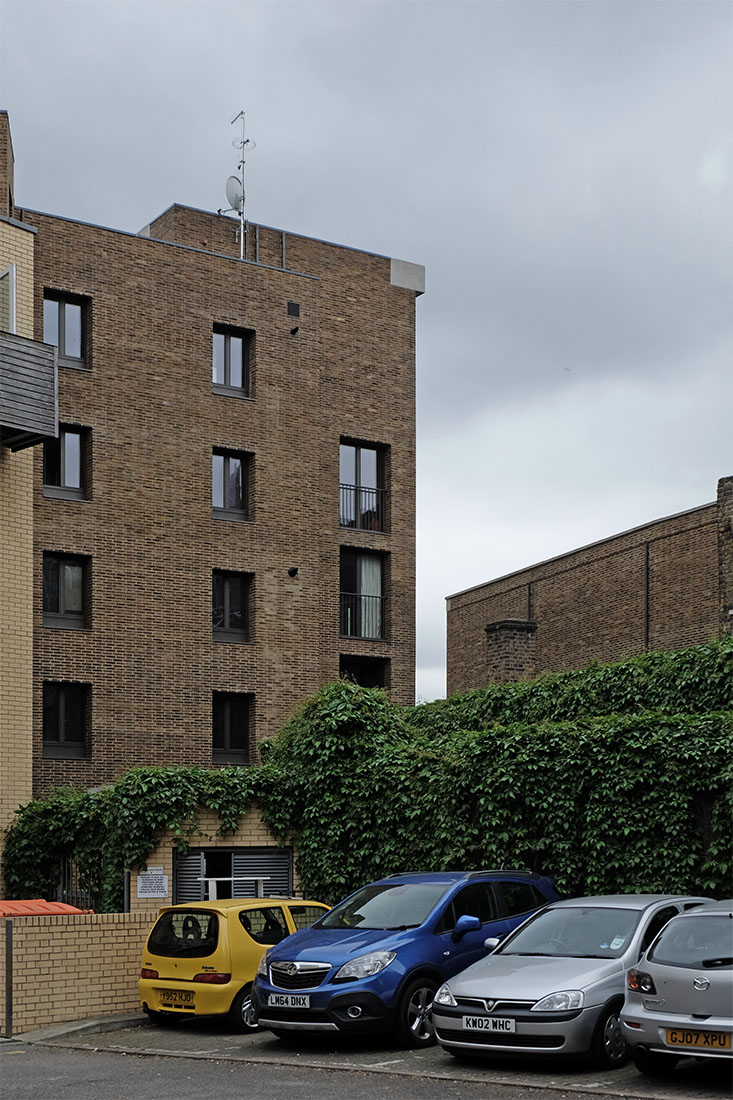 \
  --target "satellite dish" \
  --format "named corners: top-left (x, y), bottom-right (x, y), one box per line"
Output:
top-left (225, 175), bottom-right (243, 213)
